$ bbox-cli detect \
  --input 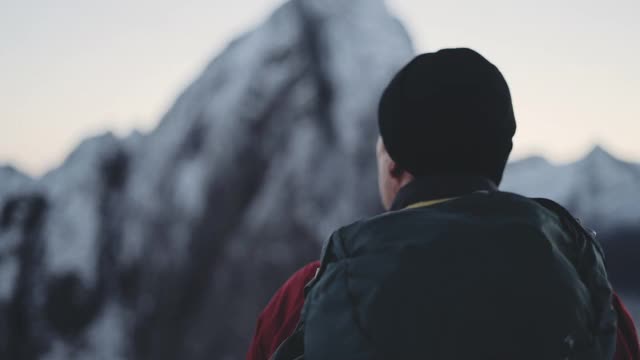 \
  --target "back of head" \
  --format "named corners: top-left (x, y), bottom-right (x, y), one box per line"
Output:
top-left (378, 48), bottom-right (516, 185)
